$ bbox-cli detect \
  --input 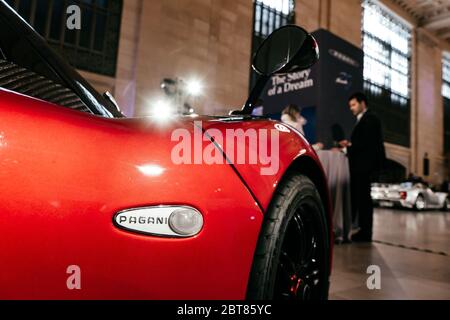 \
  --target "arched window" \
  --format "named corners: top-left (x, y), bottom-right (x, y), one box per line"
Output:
top-left (362, 0), bottom-right (411, 104)
top-left (443, 54), bottom-right (450, 100)
top-left (362, 0), bottom-right (412, 147)
top-left (5, 0), bottom-right (122, 77)
top-left (443, 53), bottom-right (450, 154)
